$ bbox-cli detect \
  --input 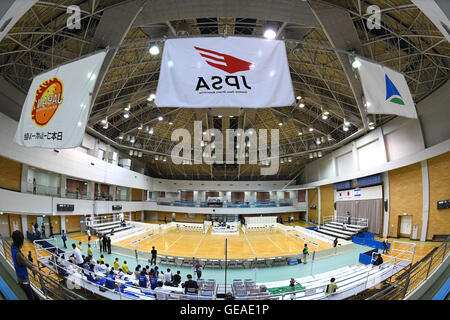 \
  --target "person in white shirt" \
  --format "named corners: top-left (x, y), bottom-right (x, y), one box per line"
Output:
top-left (31, 224), bottom-right (35, 235)
top-left (153, 281), bottom-right (167, 300)
top-left (164, 268), bottom-right (172, 283)
top-left (158, 272), bottom-right (165, 282)
top-left (98, 261), bottom-right (107, 274)
top-left (116, 269), bottom-right (125, 280)
top-left (72, 243), bottom-right (84, 266)
top-left (86, 228), bottom-right (91, 243)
